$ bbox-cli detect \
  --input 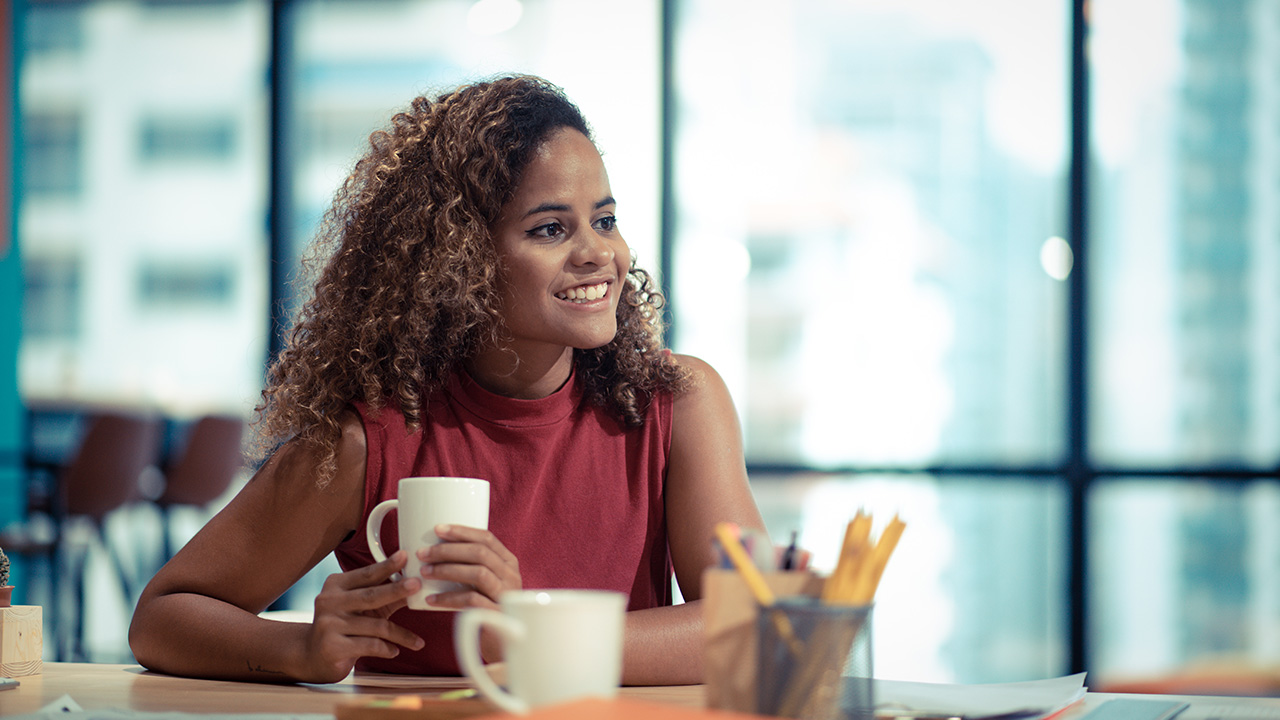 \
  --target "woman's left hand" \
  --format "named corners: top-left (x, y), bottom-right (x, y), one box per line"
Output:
top-left (416, 524), bottom-right (522, 609)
